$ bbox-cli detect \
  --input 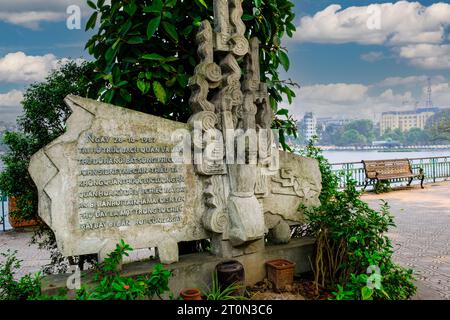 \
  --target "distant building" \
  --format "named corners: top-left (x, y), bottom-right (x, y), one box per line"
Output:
top-left (380, 107), bottom-right (439, 135)
top-left (301, 112), bottom-right (317, 142)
